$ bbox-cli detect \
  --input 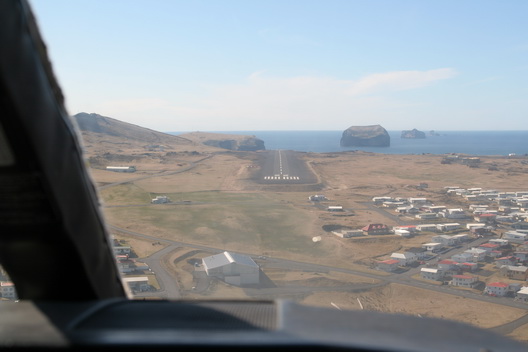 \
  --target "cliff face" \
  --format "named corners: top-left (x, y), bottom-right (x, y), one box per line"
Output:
top-left (202, 137), bottom-right (265, 151)
top-left (180, 132), bottom-right (265, 151)
top-left (340, 125), bottom-right (390, 147)
top-left (401, 128), bottom-right (426, 139)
